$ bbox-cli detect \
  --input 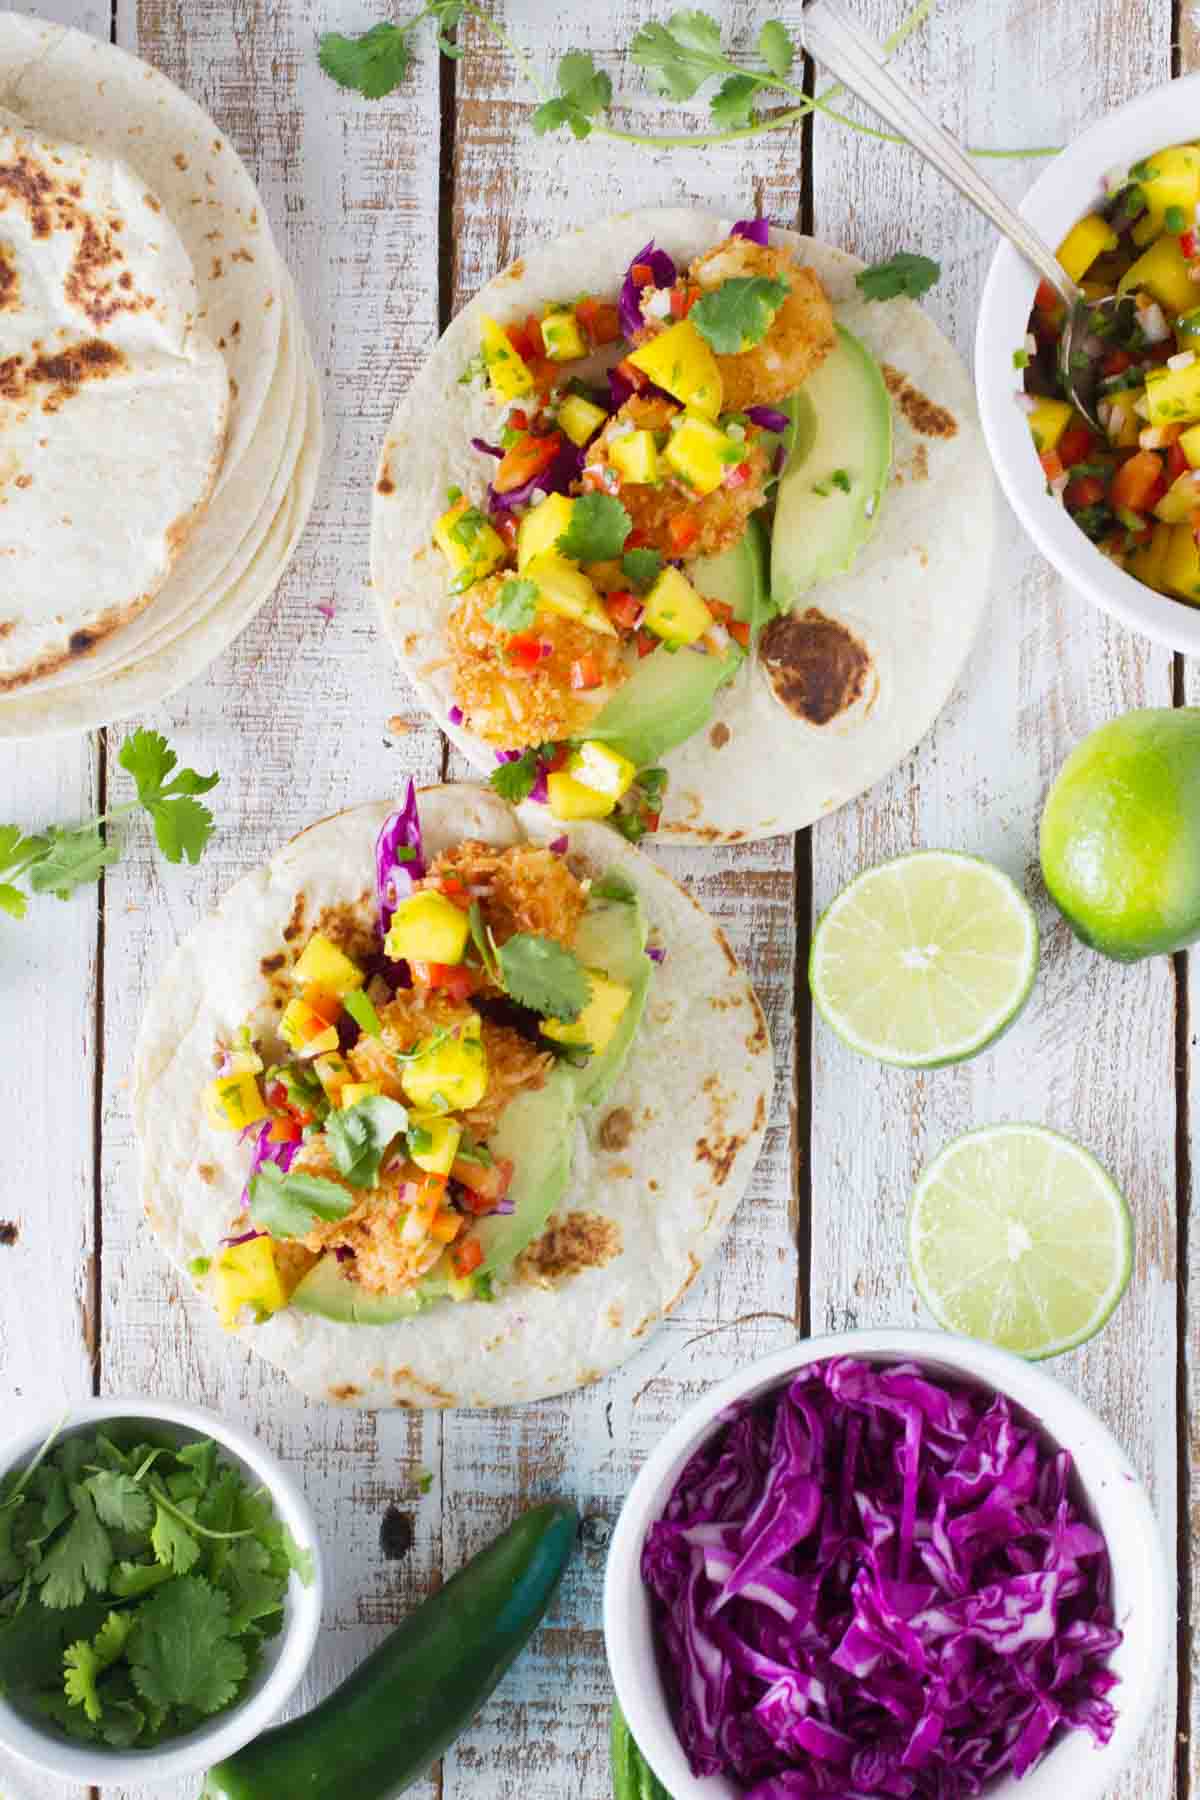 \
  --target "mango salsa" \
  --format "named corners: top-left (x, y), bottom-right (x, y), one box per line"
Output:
top-left (279, 997), bottom-right (340, 1058)
top-left (292, 934), bottom-right (363, 997)
top-left (525, 552), bottom-right (616, 635)
top-left (557, 394), bottom-right (607, 448)
top-left (340, 1081), bottom-right (382, 1109)
top-left (609, 428), bottom-right (659, 485)
top-left (479, 314), bottom-right (535, 400)
top-left (540, 309), bottom-right (587, 362)
top-left (547, 770), bottom-right (617, 821)
top-left (1026, 398), bottom-right (1074, 455)
top-left (1145, 360), bottom-right (1200, 426)
top-left (313, 1050), bottom-right (355, 1105)
top-left (408, 1113), bottom-right (464, 1176)
top-left (517, 494), bottom-right (576, 569)
top-left (400, 1017), bottom-right (488, 1112)
top-left (1163, 519), bottom-right (1200, 601)
top-left (567, 741), bottom-right (637, 800)
top-left (212, 1237), bottom-right (287, 1330)
top-left (626, 320), bottom-right (723, 420)
top-left (1132, 145), bottom-right (1200, 242)
top-left (203, 1072), bottom-right (269, 1131)
top-left (642, 565), bottom-right (713, 646)
top-left (542, 970), bottom-right (631, 1054)
top-left (1119, 235), bottom-right (1196, 316)
top-left (1056, 214), bottom-right (1118, 284)
top-left (434, 498), bottom-right (508, 590)
top-left (664, 415), bottom-right (737, 496)
top-left (385, 890), bottom-right (471, 966)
